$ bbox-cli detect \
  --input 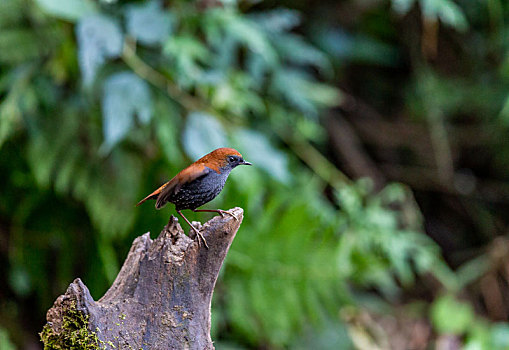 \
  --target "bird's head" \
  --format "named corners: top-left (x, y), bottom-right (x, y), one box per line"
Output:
top-left (200, 147), bottom-right (252, 173)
